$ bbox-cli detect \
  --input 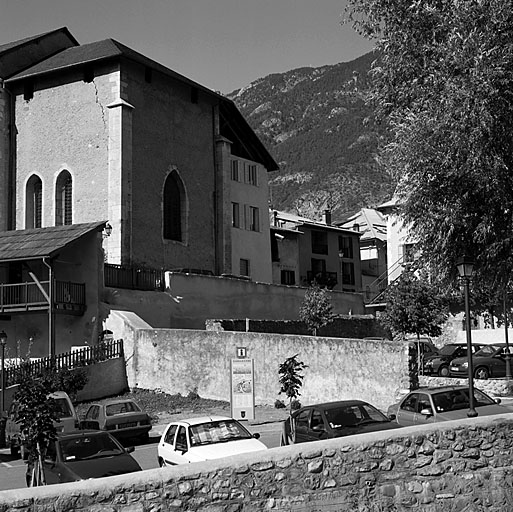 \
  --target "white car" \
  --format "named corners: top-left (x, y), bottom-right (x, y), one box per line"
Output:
top-left (157, 415), bottom-right (267, 466)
